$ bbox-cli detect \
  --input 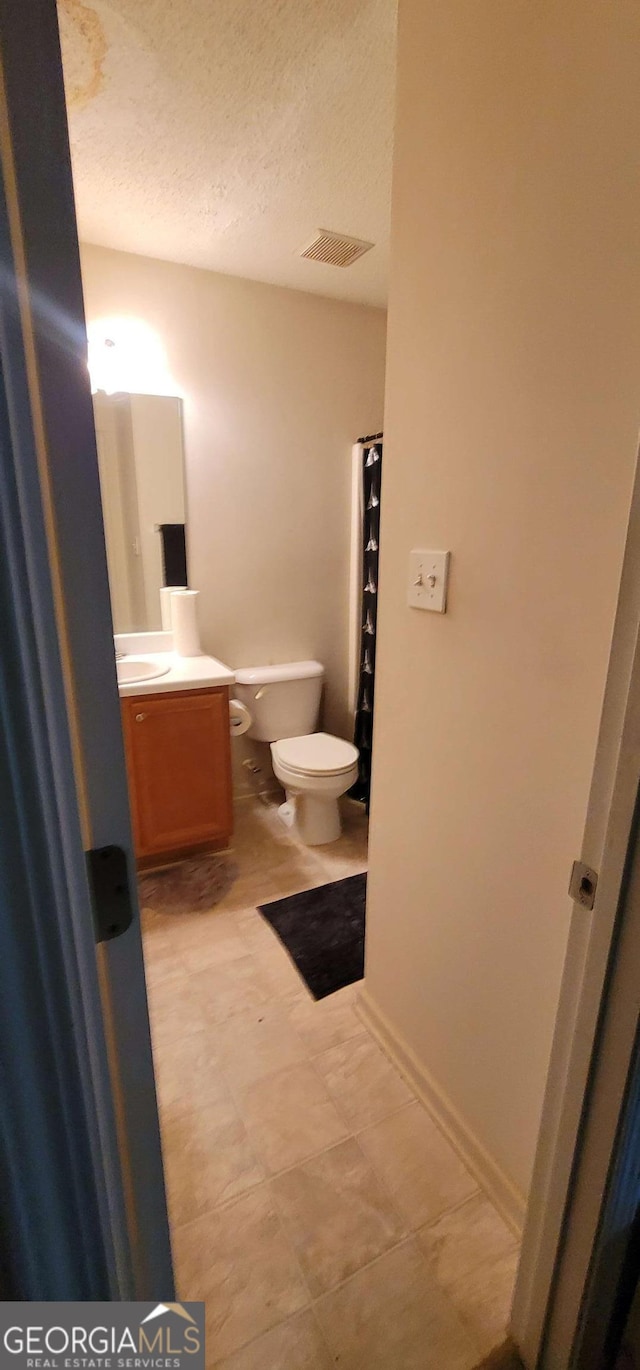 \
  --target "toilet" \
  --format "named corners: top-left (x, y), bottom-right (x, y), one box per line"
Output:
top-left (234, 661), bottom-right (359, 845)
